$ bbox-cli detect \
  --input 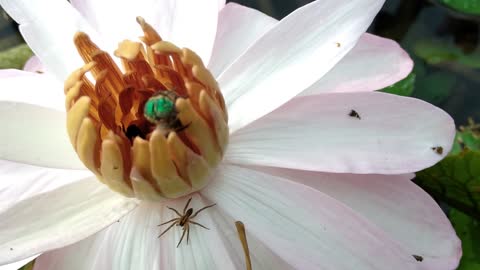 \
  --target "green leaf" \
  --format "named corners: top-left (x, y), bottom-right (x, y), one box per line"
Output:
top-left (0, 44), bottom-right (33, 70)
top-left (379, 73), bottom-right (416, 97)
top-left (439, 0), bottom-right (480, 16)
top-left (413, 71), bottom-right (456, 104)
top-left (18, 260), bottom-right (35, 270)
top-left (415, 149), bottom-right (480, 220)
top-left (449, 209), bottom-right (480, 269)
